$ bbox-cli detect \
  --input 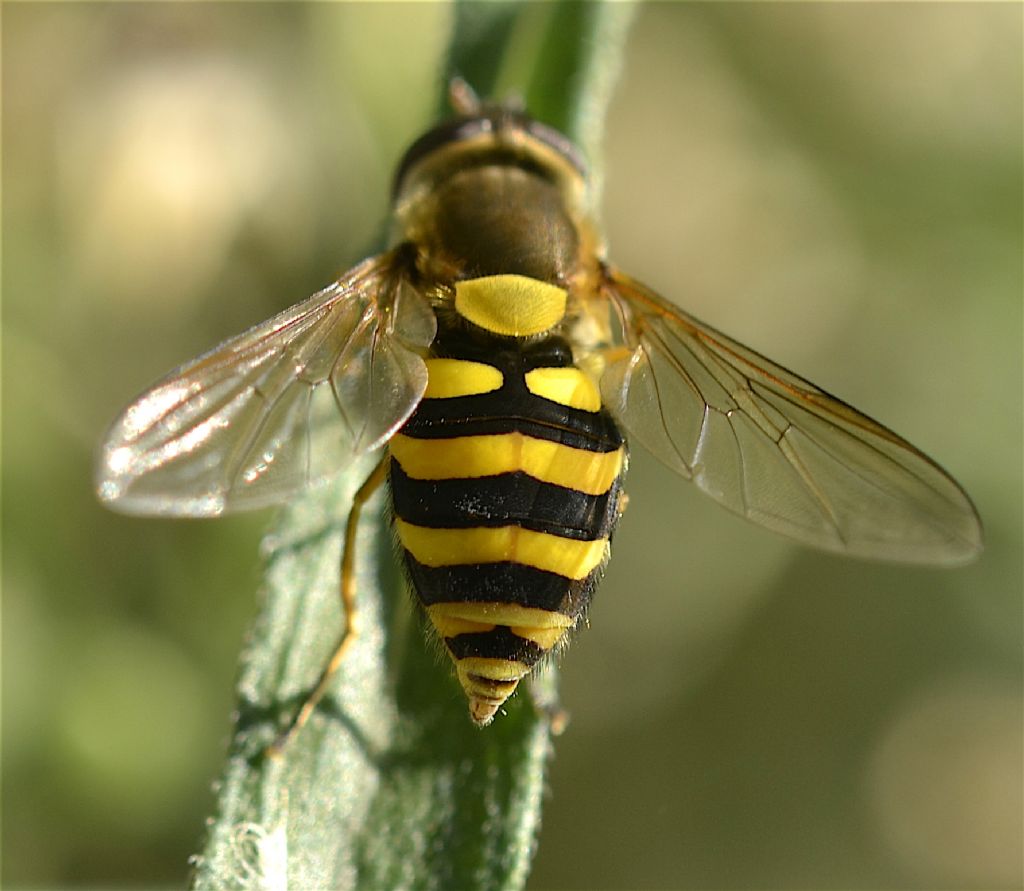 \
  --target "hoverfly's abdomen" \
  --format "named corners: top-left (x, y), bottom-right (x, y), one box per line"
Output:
top-left (388, 275), bottom-right (626, 724)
